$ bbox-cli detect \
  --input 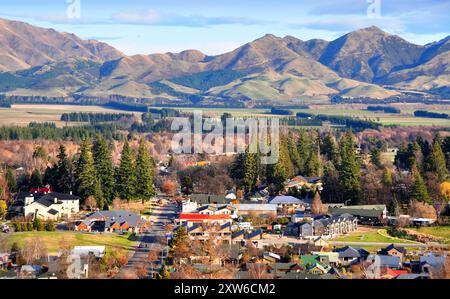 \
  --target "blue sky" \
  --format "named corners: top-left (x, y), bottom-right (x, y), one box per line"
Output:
top-left (1, 0), bottom-right (449, 55)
